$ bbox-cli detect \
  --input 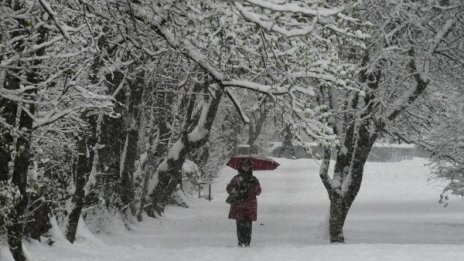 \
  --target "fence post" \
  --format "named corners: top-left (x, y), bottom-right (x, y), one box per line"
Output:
top-left (208, 184), bottom-right (212, 201)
